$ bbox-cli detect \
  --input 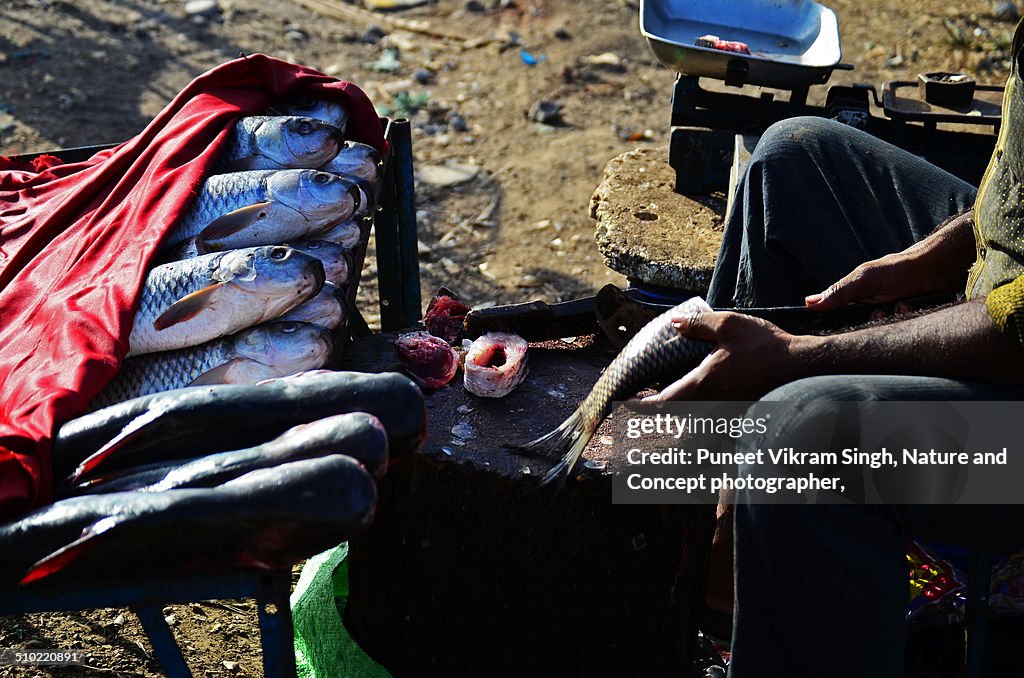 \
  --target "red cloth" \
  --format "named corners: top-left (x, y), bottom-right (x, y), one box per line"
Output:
top-left (0, 54), bottom-right (386, 519)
